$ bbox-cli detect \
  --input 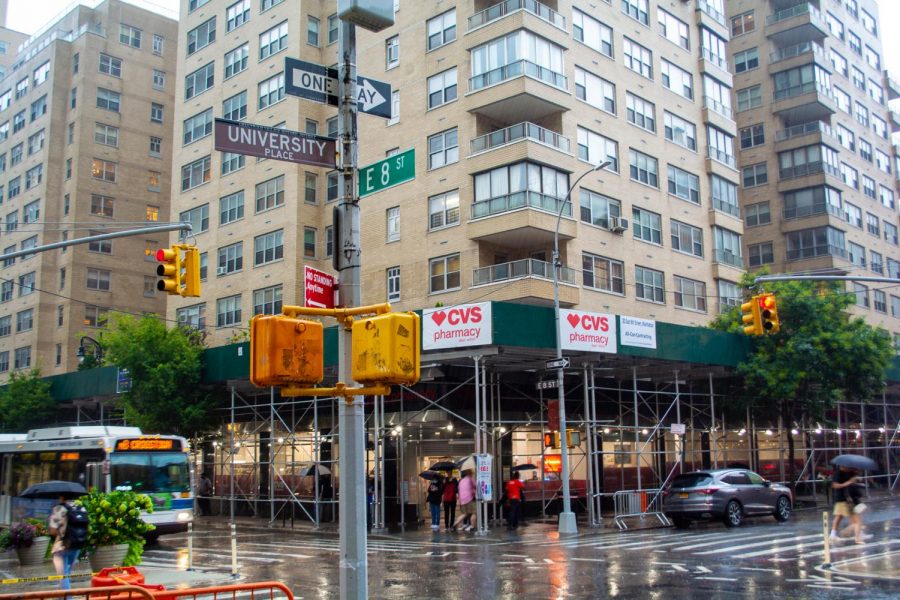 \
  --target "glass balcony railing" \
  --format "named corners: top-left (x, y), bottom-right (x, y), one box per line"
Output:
top-left (775, 120), bottom-right (834, 141)
top-left (700, 48), bottom-right (728, 70)
top-left (703, 96), bottom-right (733, 120)
top-left (769, 41), bottom-right (824, 64)
top-left (468, 0), bottom-right (566, 31)
top-left (697, 0), bottom-right (727, 26)
top-left (470, 59), bottom-right (567, 91)
top-left (766, 2), bottom-right (822, 27)
top-left (786, 245), bottom-right (846, 261)
top-left (472, 258), bottom-right (576, 286)
top-left (471, 190), bottom-right (570, 219)
top-left (707, 146), bottom-right (736, 168)
top-left (713, 249), bottom-right (743, 268)
top-left (779, 161), bottom-right (839, 180)
top-left (712, 197), bottom-right (741, 217)
top-left (470, 122), bottom-right (570, 154)
top-left (773, 81), bottom-right (833, 102)
top-left (782, 202), bottom-right (843, 219)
